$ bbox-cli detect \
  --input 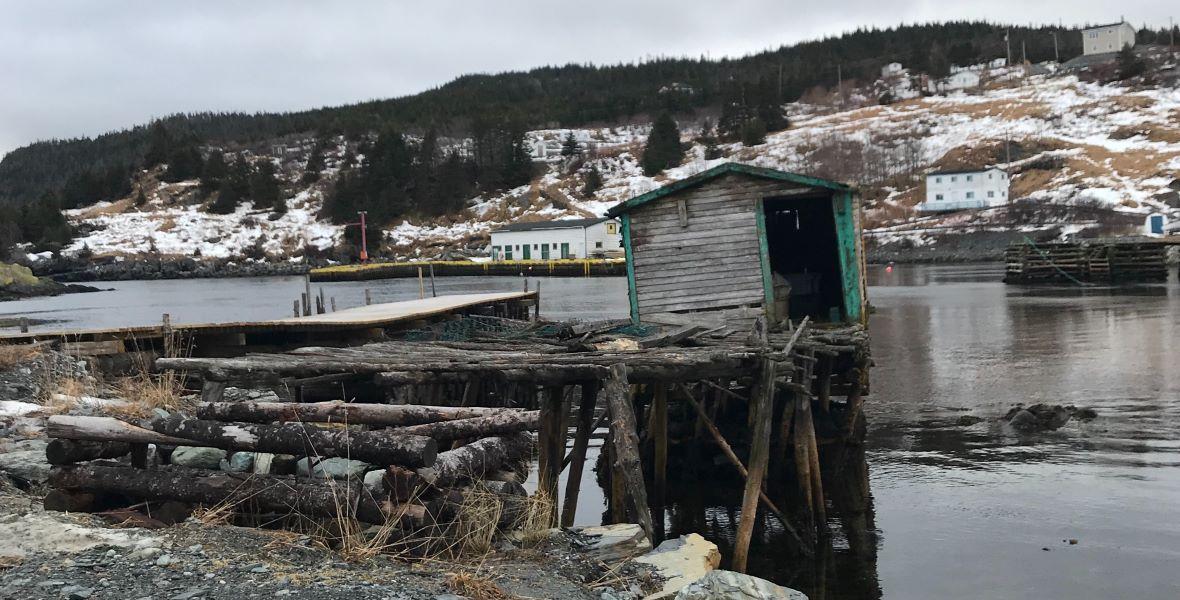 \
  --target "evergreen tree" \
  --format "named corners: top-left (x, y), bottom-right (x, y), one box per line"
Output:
top-left (581, 165), bottom-right (603, 197)
top-left (561, 132), bottom-right (581, 157)
top-left (19, 193), bottom-right (72, 250)
top-left (161, 143), bottom-right (204, 183)
top-left (741, 118), bottom-right (767, 146)
top-left (135, 189), bottom-right (147, 207)
top-left (302, 139), bottom-right (327, 184)
top-left (199, 152), bottom-right (228, 197)
top-left (641, 113), bottom-right (684, 176)
top-left (249, 161), bottom-right (282, 211)
top-left (143, 122), bottom-right (173, 168)
top-left (1117, 45), bottom-right (1146, 80)
top-left (209, 160), bottom-right (251, 214)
